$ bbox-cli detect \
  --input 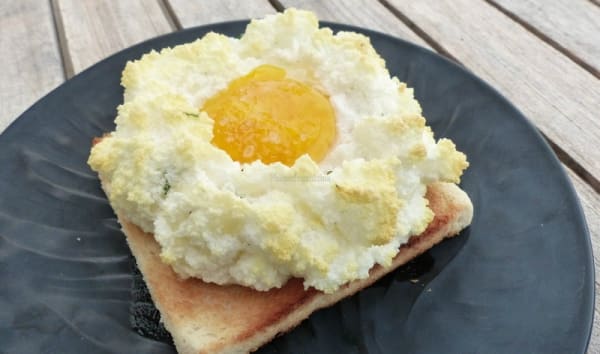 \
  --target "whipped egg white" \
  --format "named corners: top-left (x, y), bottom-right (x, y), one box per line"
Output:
top-left (88, 9), bottom-right (468, 293)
